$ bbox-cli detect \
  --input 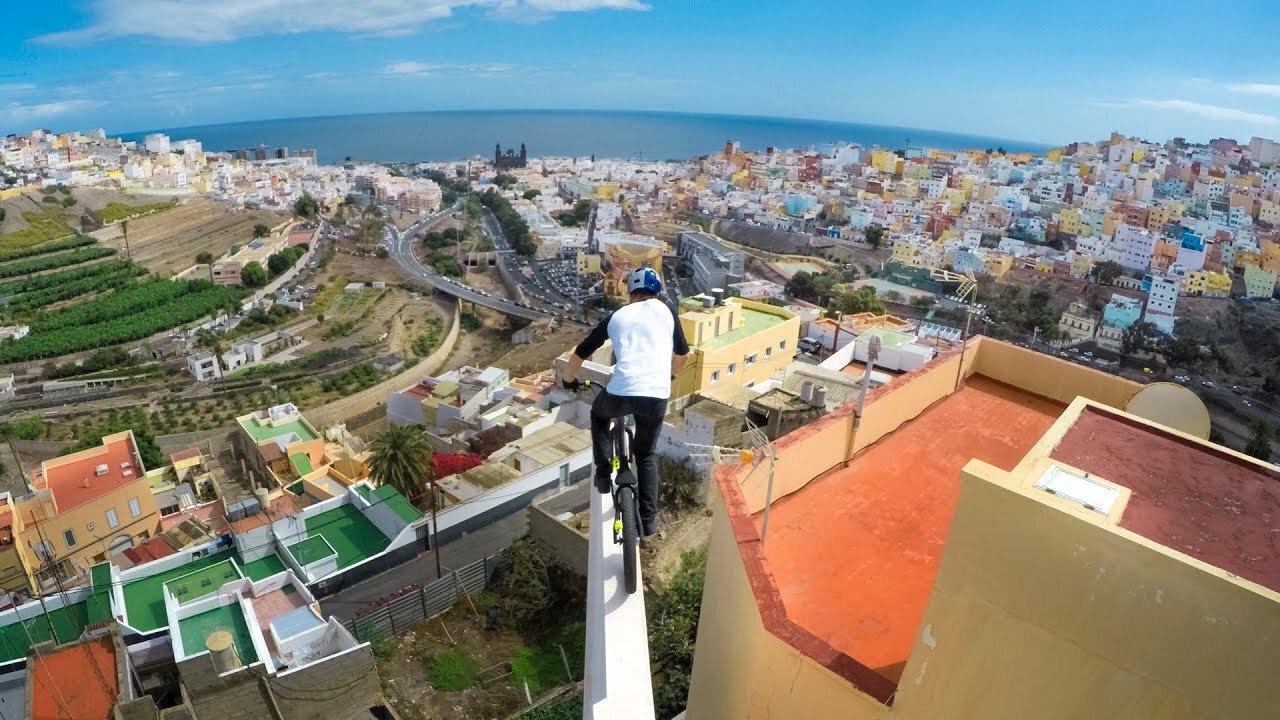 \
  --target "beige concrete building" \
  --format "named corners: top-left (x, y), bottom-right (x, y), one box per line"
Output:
top-left (1056, 300), bottom-right (1099, 342)
top-left (686, 338), bottom-right (1280, 719)
top-left (671, 294), bottom-right (800, 398)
